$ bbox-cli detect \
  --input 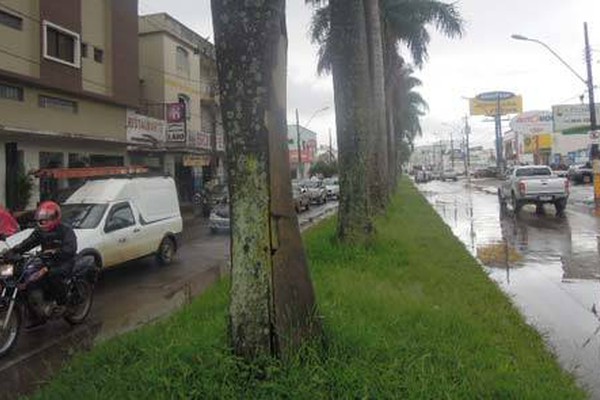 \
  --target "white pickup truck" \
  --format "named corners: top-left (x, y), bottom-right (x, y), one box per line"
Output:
top-left (498, 165), bottom-right (569, 215)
